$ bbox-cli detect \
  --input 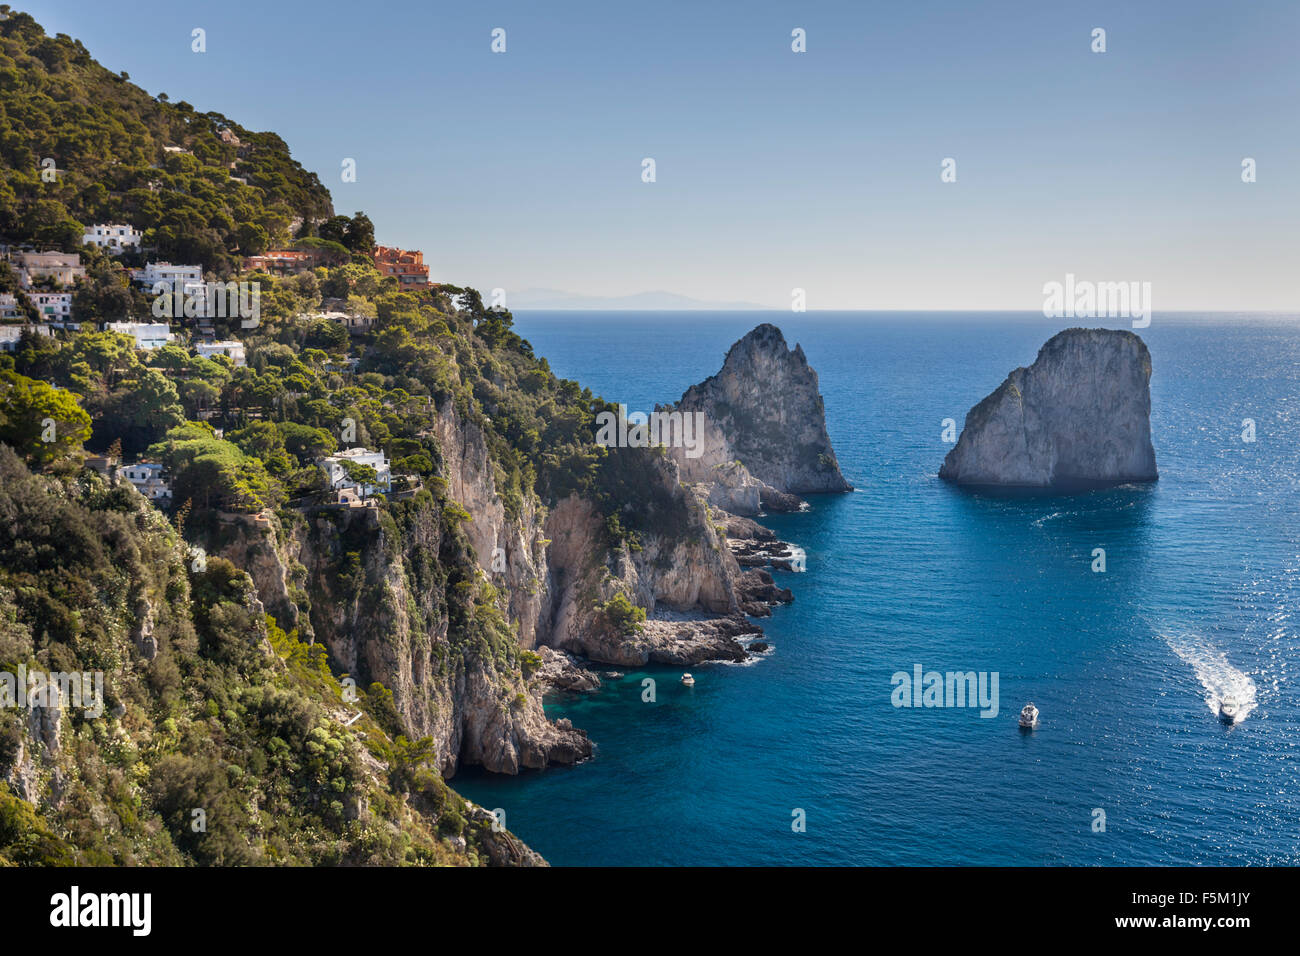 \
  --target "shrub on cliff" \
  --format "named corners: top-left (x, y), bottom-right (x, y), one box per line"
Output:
top-left (598, 593), bottom-right (647, 635)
